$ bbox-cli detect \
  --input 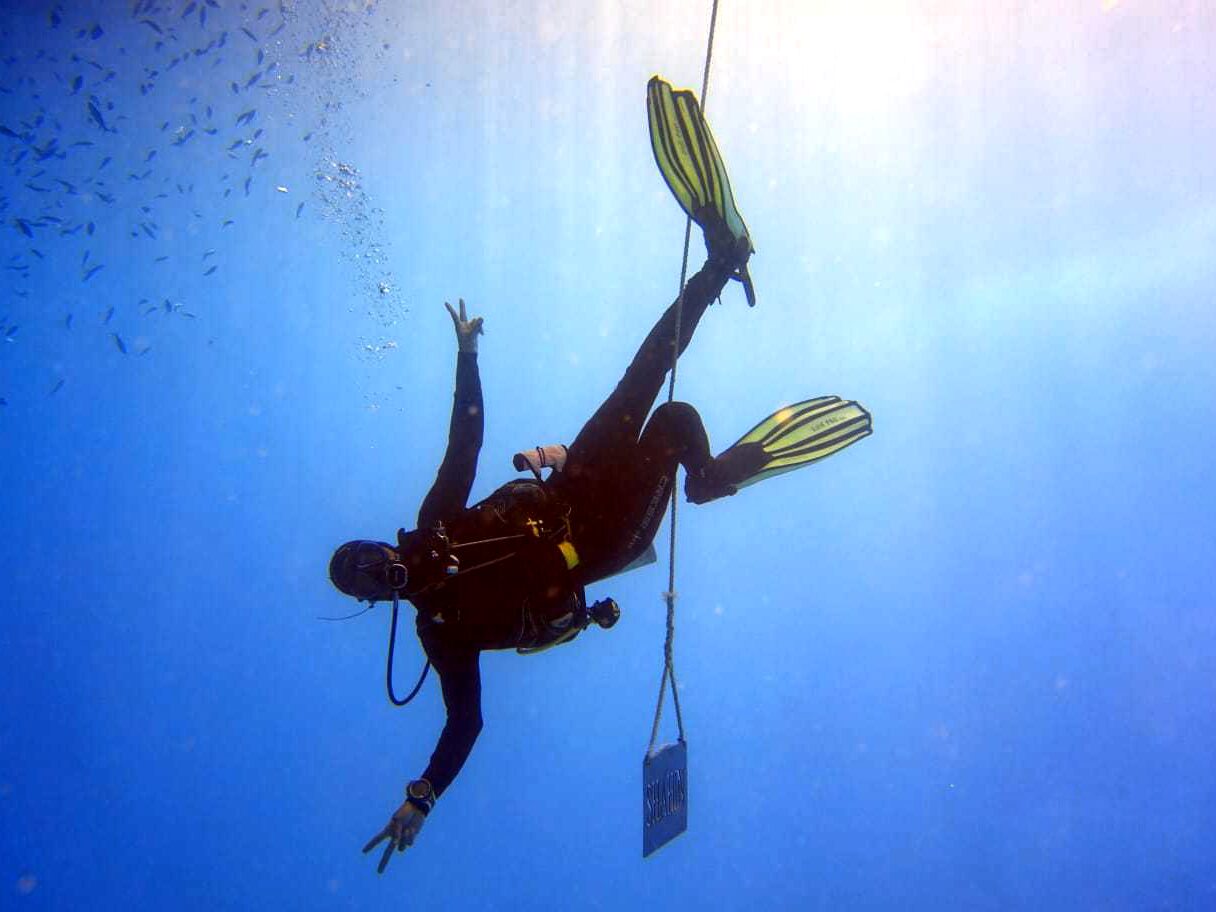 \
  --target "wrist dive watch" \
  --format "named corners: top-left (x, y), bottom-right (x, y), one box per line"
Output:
top-left (406, 778), bottom-right (435, 815)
